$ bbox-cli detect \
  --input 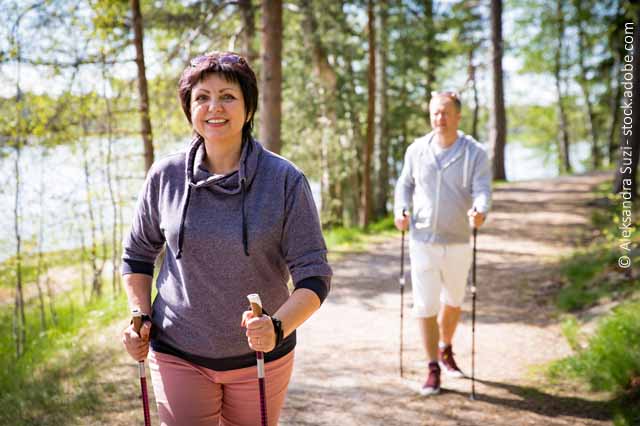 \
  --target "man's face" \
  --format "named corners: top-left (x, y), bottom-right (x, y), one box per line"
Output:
top-left (429, 96), bottom-right (461, 135)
